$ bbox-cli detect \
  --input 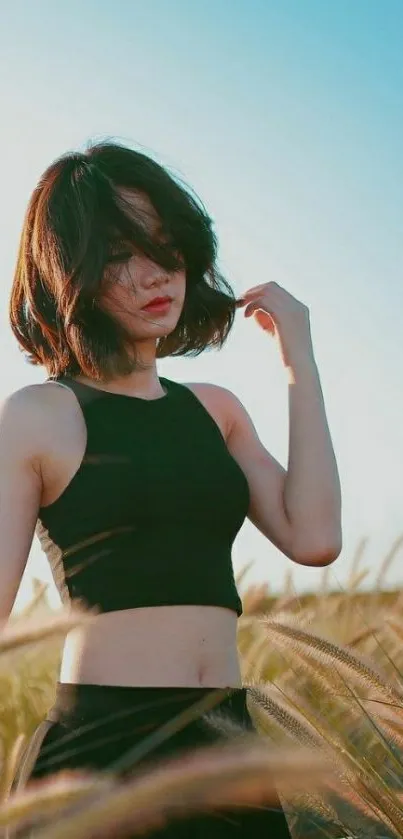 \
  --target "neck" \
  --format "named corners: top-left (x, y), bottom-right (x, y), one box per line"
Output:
top-left (77, 342), bottom-right (166, 399)
top-left (75, 370), bottom-right (166, 399)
